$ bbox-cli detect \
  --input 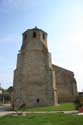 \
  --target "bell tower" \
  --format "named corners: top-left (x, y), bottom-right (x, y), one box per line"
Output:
top-left (13, 27), bottom-right (56, 108)
top-left (21, 26), bottom-right (48, 51)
